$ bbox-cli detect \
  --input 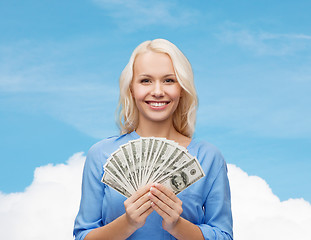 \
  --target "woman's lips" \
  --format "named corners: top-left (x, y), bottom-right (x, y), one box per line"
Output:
top-left (145, 101), bottom-right (170, 109)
